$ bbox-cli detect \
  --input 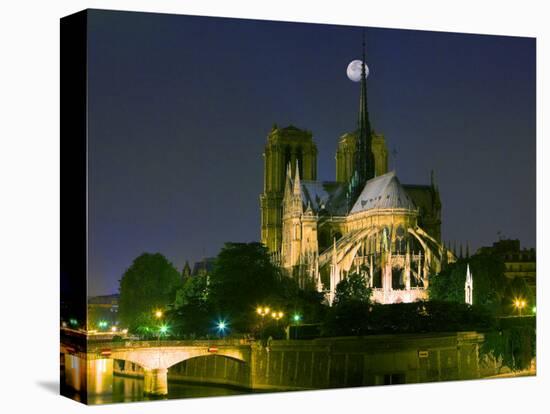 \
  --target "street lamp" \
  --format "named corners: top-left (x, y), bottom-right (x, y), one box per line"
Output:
top-left (154, 309), bottom-right (163, 319)
top-left (256, 306), bottom-right (271, 335)
top-left (292, 313), bottom-right (302, 340)
top-left (272, 311), bottom-right (284, 327)
top-left (513, 298), bottom-right (527, 316)
top-left (272, 311), bottom-right (284, 320)
top-left (157, 324), bottom-right (169, 345)
top-left (216, 320), bottom-right (228, 338)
